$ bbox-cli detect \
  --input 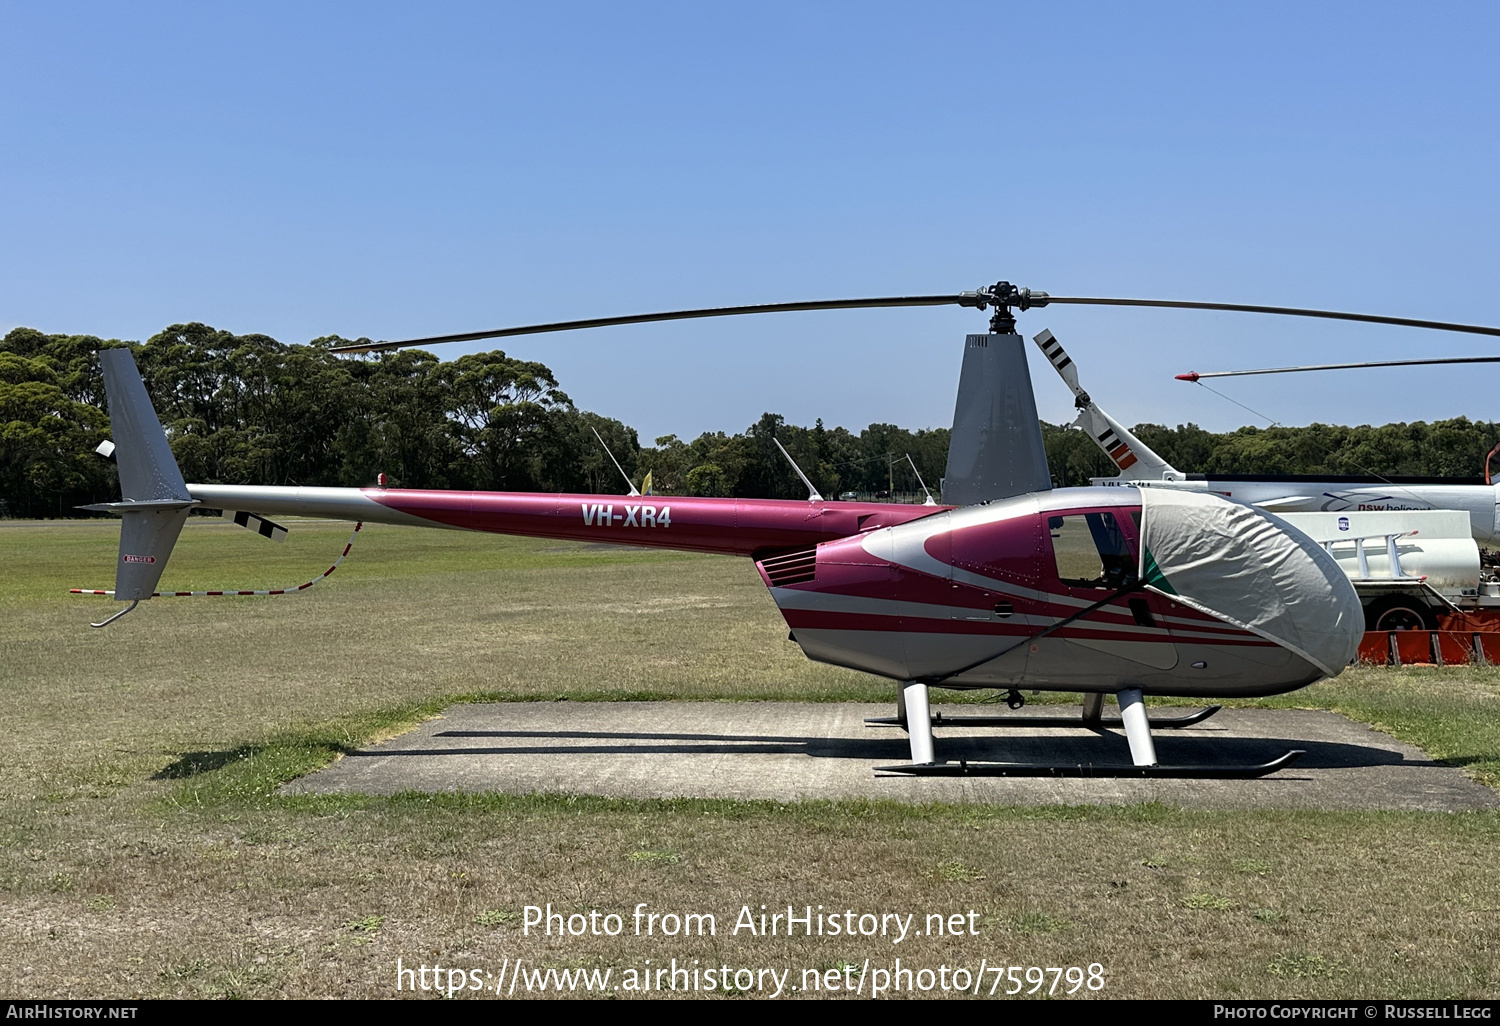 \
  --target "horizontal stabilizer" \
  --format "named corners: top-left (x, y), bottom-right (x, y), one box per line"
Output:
top-left (223, 509), bottom-right (290, 543)
top-left (80, 498), bottom-right (197, 513)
